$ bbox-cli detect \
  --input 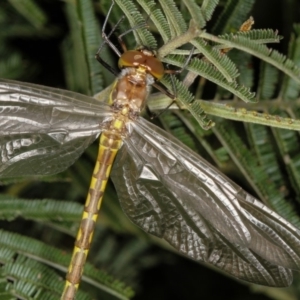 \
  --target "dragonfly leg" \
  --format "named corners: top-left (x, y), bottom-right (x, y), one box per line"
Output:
top-left (96, 0), bottom-right (149, 75)
top-left (150, 47), bottom-right (195, 118)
